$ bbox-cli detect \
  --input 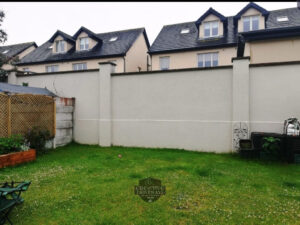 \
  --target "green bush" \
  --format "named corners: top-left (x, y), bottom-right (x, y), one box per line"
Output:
top-left (0, 134), bottom-right (25, 155)
top-left (262, 137), bottom-right (281, 156)
top-left (25, 126), bottom-right (52, 154)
